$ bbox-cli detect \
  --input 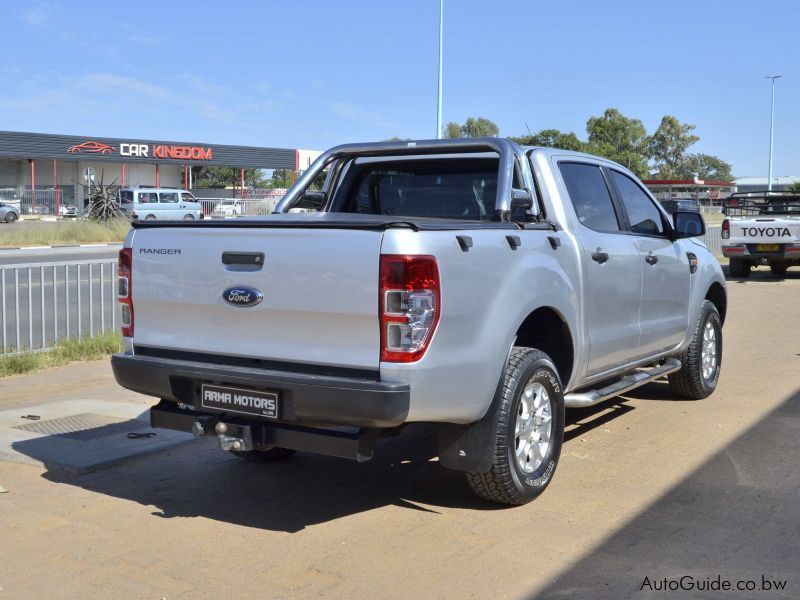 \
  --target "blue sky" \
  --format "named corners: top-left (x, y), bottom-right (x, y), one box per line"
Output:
top-left (1, 0), bottom-right (797, 177)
